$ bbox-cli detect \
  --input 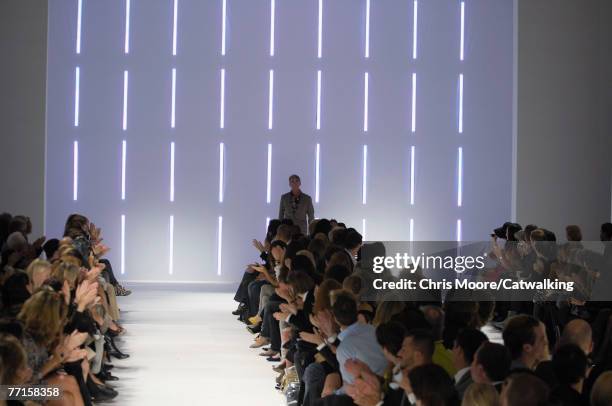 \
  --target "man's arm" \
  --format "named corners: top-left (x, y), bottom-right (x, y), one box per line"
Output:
top-left (278, 194), bottom-right (284, 219)
top-left (307, 195), bottom-right (314, 224)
